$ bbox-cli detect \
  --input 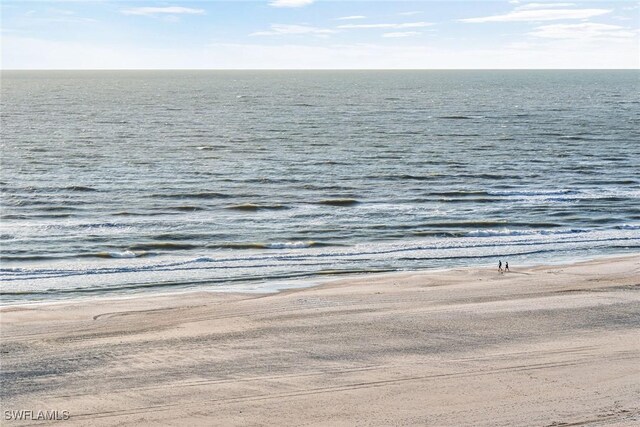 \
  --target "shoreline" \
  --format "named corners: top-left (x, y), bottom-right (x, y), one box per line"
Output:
top-left (2, 251), bottom-right (638, 309)
top-left (1, 254), bottom-right (639, 426)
